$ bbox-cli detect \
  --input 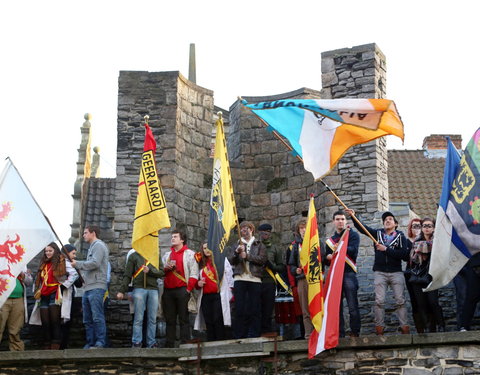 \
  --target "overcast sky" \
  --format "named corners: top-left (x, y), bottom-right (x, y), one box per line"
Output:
top-left (1, 0), bottom-right (478, 242)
